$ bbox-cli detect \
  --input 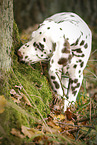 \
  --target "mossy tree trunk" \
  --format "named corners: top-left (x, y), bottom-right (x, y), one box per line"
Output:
top-left (0, 0), bottom-right (13, 71)
top-left (0, 0), bottom-right (13, 95)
